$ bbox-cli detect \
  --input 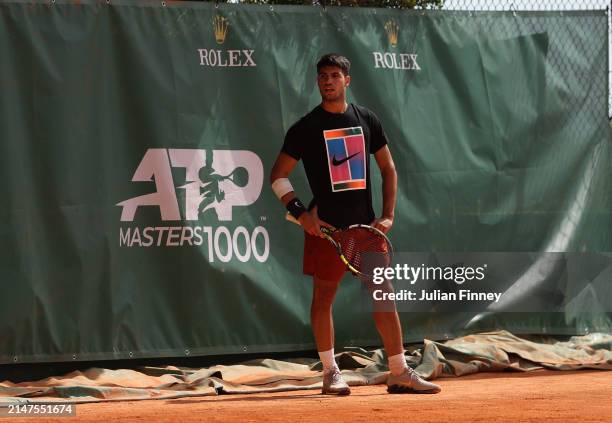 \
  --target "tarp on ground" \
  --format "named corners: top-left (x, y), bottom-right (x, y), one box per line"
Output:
top-left (0, 331), bottom-right (610, 403)
top-left (0, 0), bottom-right (611, 364)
